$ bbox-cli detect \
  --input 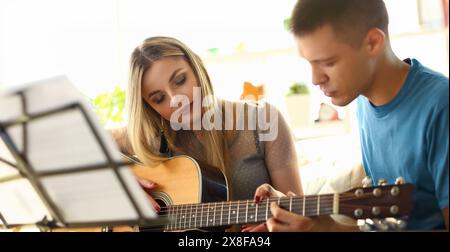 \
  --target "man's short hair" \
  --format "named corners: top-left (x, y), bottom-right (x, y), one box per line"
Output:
top-left (290, 0), bottom-right (389, 46)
